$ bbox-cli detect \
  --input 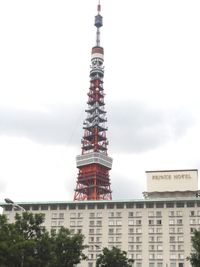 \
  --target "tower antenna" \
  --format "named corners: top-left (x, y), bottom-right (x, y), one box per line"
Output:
top-left (95, 0), bottom-right (103, 46)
